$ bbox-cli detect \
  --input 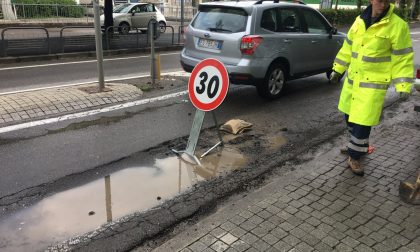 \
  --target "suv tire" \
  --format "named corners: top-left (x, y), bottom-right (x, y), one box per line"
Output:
top-left (257, 63), bottom-right (286, 99)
